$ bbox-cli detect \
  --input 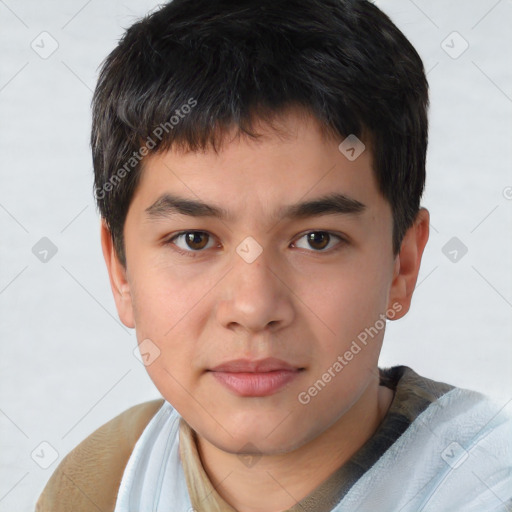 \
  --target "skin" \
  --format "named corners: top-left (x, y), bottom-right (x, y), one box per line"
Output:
top-left (101, 107), bottom-right (429, 512)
